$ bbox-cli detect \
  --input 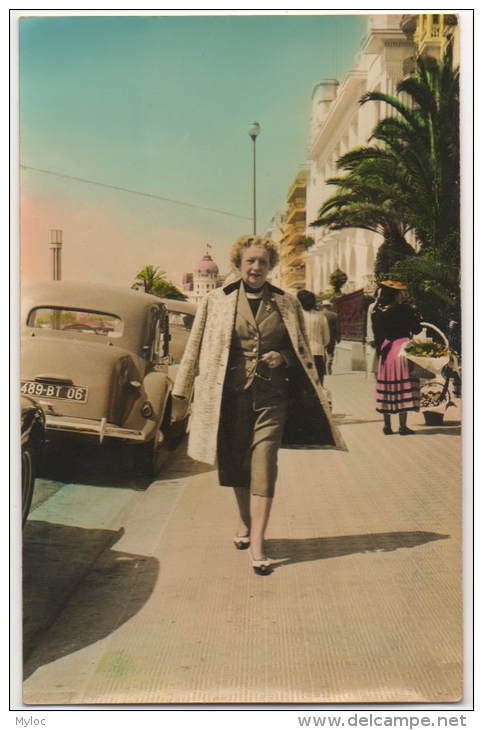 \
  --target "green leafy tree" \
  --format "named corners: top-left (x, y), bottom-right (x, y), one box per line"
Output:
top-left (361, 45), bottom-right (459, 257)
top-left (329, 268), bottom-right (348, 295)
top-left (313, 154), bottom-right (417, 279)
top-left (133, 265), bottom-right (187, 301)
top-left (301, 236), bottom-right (315, 250)
top-left (365, 45), bottom-right (460, 330)
top-left (312, 43), bottom-right (460, 332)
